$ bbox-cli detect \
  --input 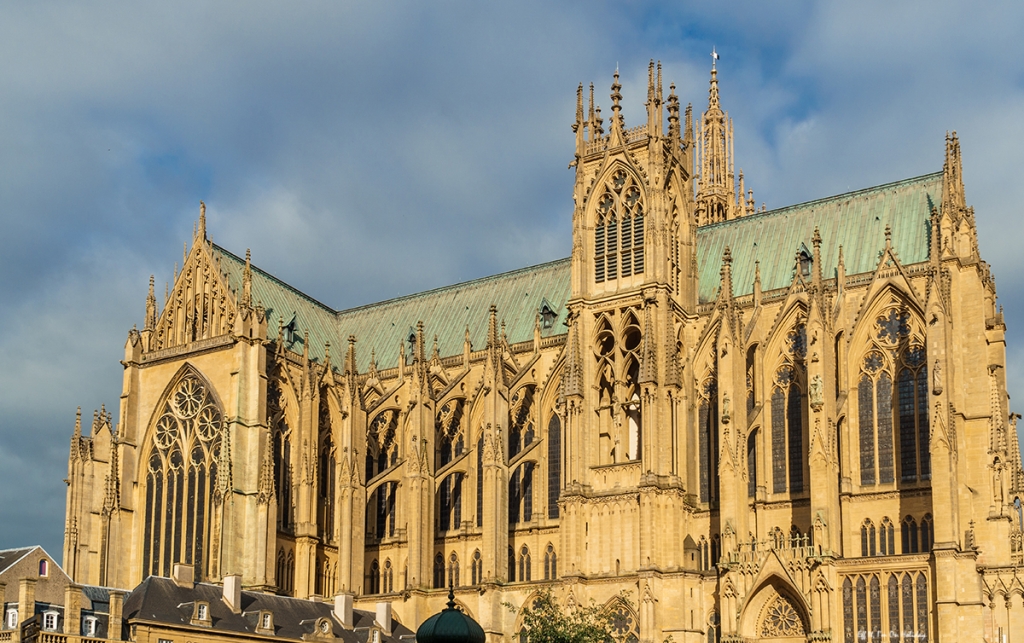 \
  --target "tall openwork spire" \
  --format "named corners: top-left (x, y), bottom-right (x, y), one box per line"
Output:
top-left (695, 56), bottom-right (756, 226)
